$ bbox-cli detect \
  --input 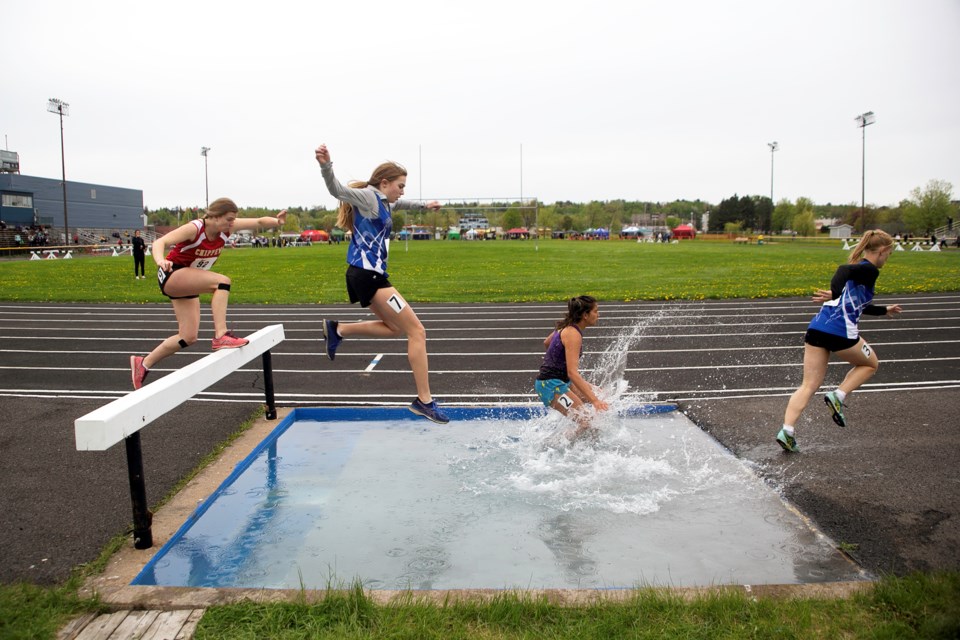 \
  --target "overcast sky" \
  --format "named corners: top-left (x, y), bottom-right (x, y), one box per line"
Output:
top-left (4, 0), bottom-right (959, 211)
